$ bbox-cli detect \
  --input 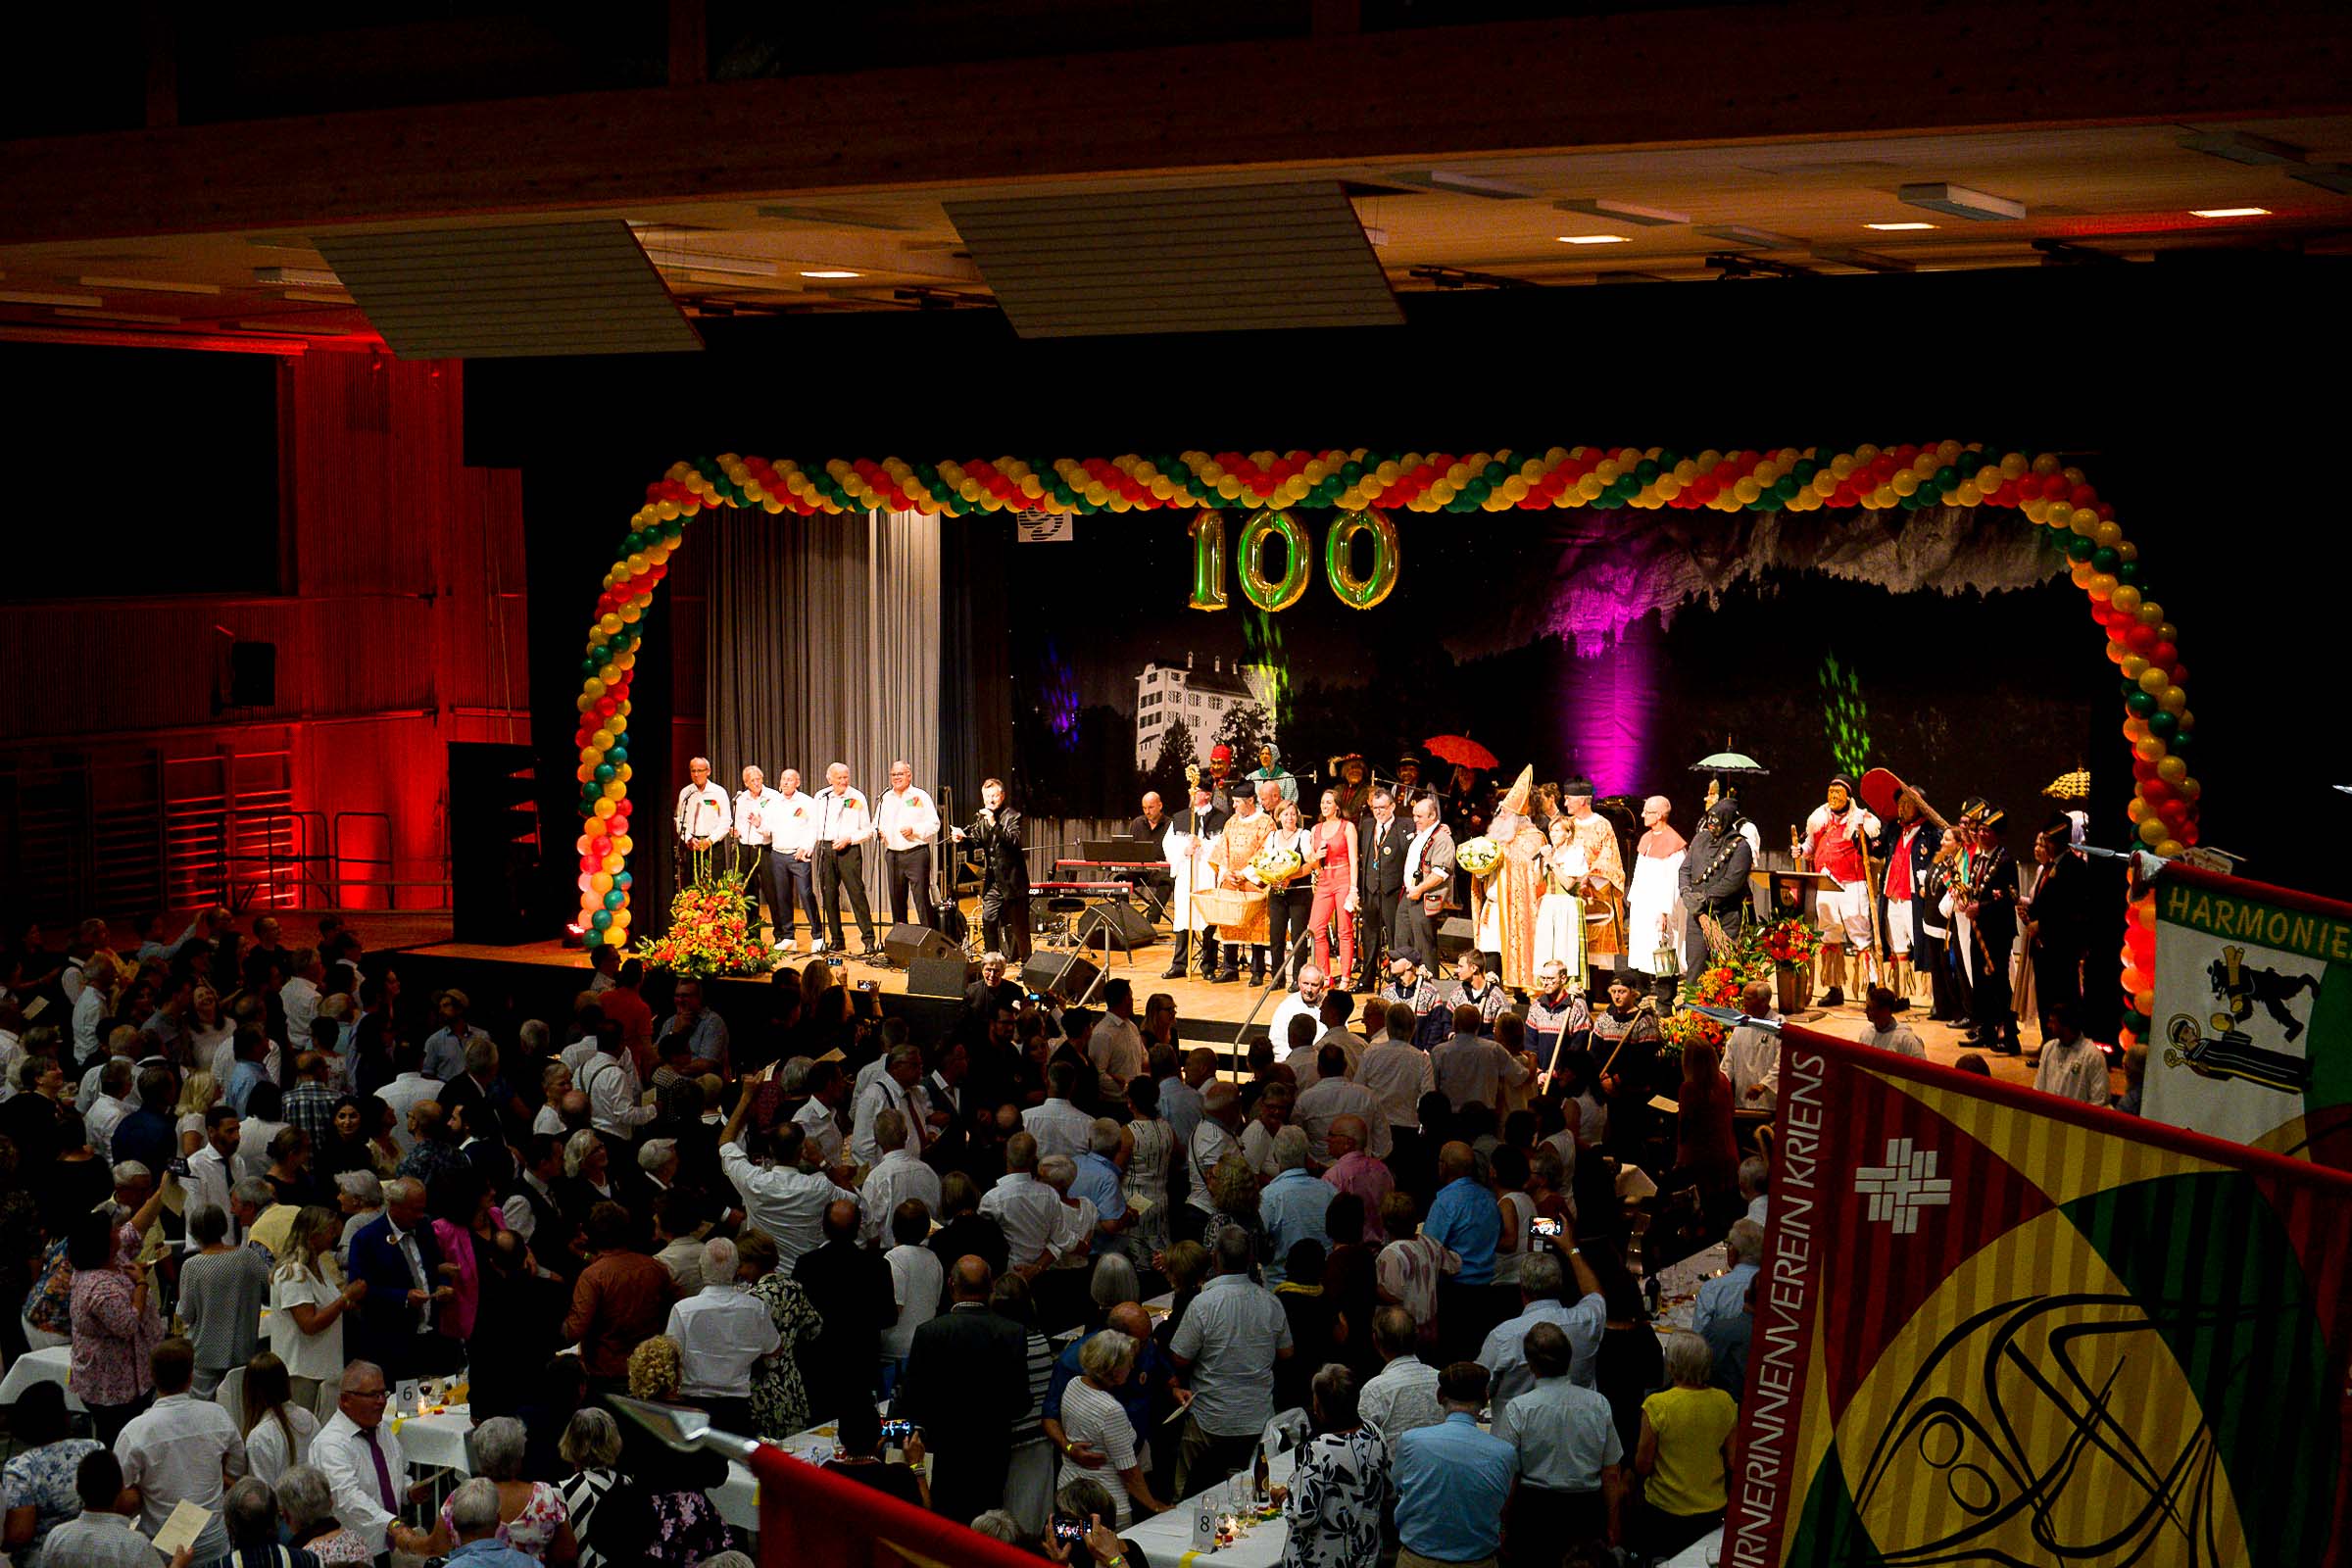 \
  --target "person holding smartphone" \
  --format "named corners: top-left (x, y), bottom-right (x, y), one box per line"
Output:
top-left (822, 1400), bottom-right (929, 1509)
